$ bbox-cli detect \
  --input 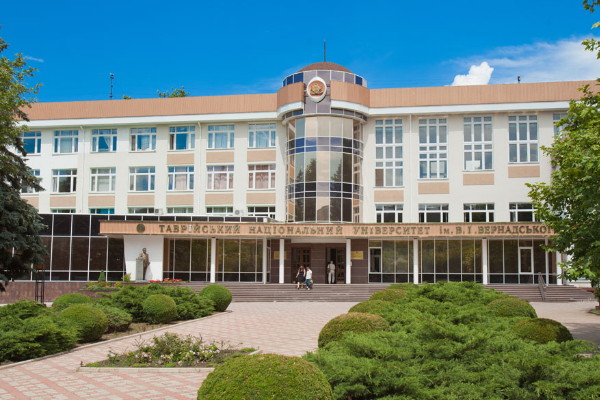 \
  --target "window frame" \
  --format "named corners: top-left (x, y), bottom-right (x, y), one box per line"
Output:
top-left (207, 165), bottom-right (234, 191)
top-left (375, 119), bottom-right (404, 187)
top-left (91, 129), bottom-right (118, 152)
top-left (89, 208), bottom-right (115, 215)
top-left (248, 123), bottom-right (276, 148)
top-left (206, 206), bottom-right (234, 215)
top-left (90, 167), bottom-right (116, 192)
top-left (247, 206), bottom-right (276, 219)
top-left (509, 203), bottom-right (539, 222)
top-left (53, 130), bottom-right (79, 154)
top-left (129, 166), bottom-right (156, 192)
top-left (169, 126), bottom-right (196, 151)
top-left (166, 207), bottom-right (194, 214)
top-left (52, 169), bottom-right (77, 193)
top-left (418, 118), bottom-right (448, 179)
top-left (128, 207), bottom-right (155, 214)
top-left (463, 203), bottom-right (495, 222)
top-left (168, 166), bottom-right (194, 191)
top-left (21, 169), bottom-right (41, 194)
top-left (418, 204), bottom-right (449, 223)
top-left (508, 115), bottom-right (538, 163)
top-left (463, 116), bottom-right (493, 171)
top-left (248, 163), bottom-right (276, 190)
top-left (553, 113), bottom-right (568, 136)
top-left (129, 128), bottom-right (157, 152)
top-left (22, 131), bottom-right (42, 155)
top-left (207, 125), bottom-right (235, 149)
